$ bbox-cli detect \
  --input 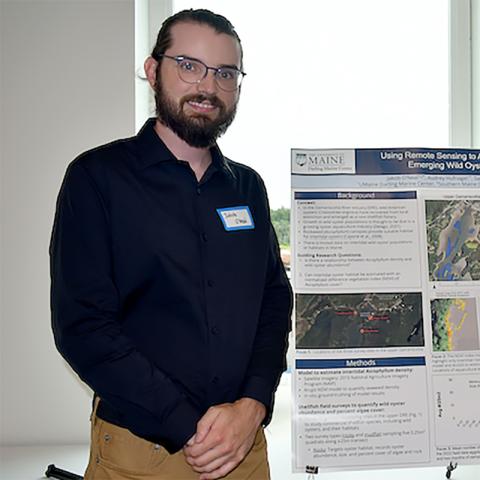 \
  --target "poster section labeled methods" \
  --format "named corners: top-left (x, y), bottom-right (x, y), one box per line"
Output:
top-left (291, 148), bottom-right (480, 473)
